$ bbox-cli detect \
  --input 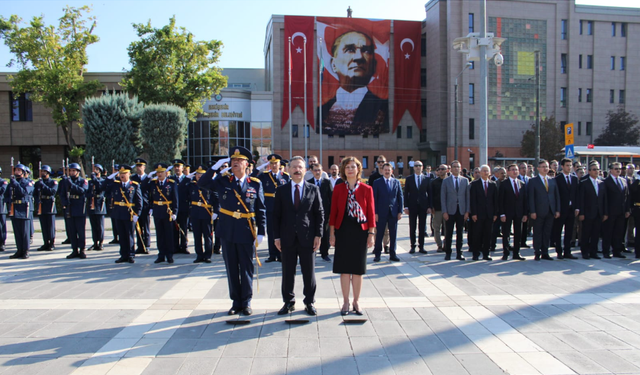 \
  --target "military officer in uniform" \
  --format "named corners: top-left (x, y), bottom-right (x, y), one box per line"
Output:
top-left (0, 167), bottom-right (7, 252)
top-left (144, 163), bottom-right (179, 264)
top-left (258, 154), bottom-right (290, 262)
top-left (34, 165), bottom-right (58, 251)
top-left (172, 159), bottom-right (190, 254)
top-left (5, 164), bottom-right (34, 259)
top-left (211, 159), bottom-right (229, 255)
top-left (87, 164), bottom-right (107, 251)
top-left (198, 146), bottom-right (266, 316)
top-left (106, 165), bottom-right (142, 263)
top-left (59, 163), bottom-right (89, 259)
top-left (185, 165), bottom-right (218, 263)
top-left (107, 164), bottom-right (120, 244)
top-left (131, 158), bottom-right (151, 254)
